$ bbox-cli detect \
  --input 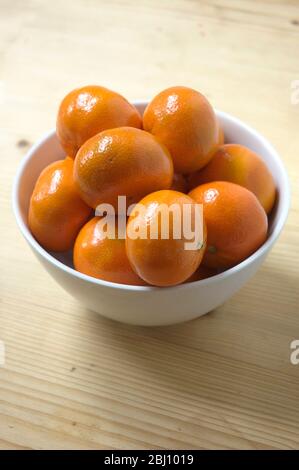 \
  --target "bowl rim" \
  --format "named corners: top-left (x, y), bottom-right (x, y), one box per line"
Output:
top-left (12, 103), bottom-right (291, 292)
